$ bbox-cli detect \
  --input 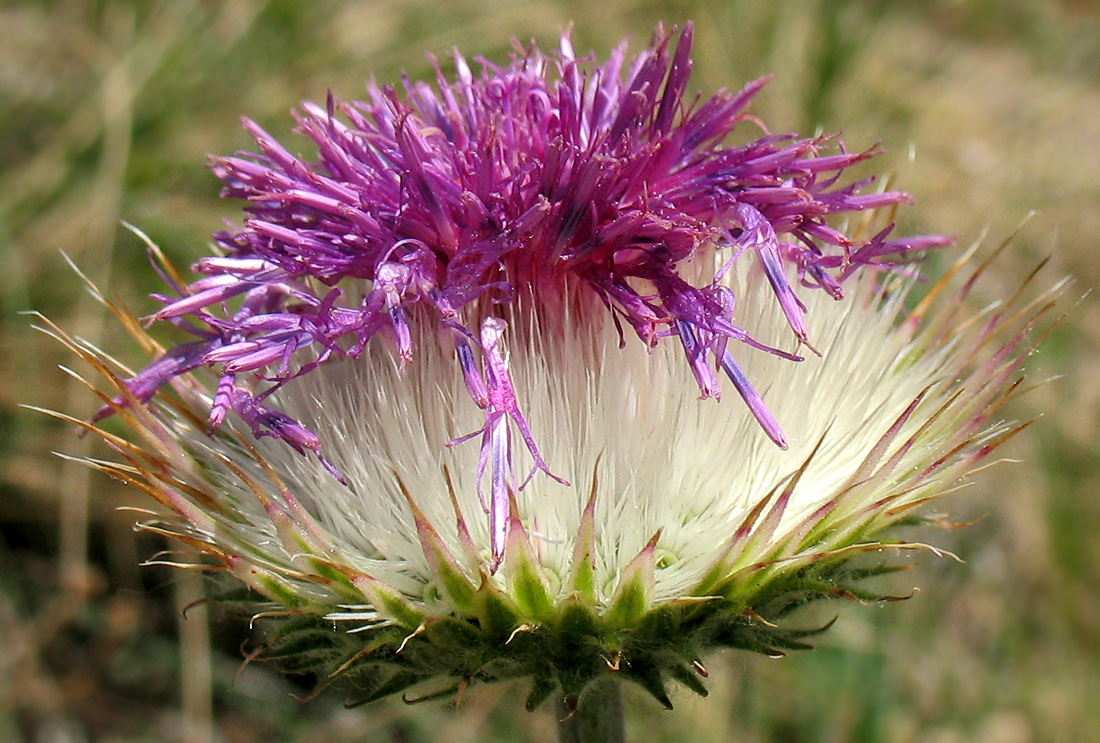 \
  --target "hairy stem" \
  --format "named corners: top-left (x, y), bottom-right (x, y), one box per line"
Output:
top-left (557, 679), bottom-right (625, 743)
